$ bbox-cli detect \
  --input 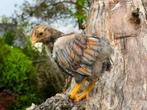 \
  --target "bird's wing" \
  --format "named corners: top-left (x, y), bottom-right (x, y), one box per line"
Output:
top-left (53, 34), bottom-right (113, 76)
